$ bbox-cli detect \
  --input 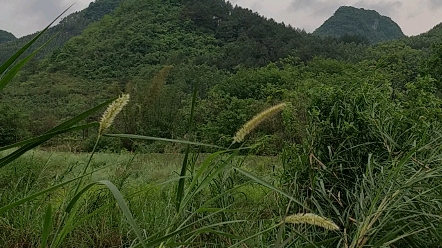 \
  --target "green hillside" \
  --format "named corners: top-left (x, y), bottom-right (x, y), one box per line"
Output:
top-left (313, 6), bottom-right (405, 43)
top-left (42, 0), bottom-right (368, 80)
top-left (0, 0), bottom-right (121, 64)
top-left (1, 0), bottom-right (373, 148)
top-left (2, 0), bottom-right (430, 148)
top-left (0, 30), bottom-right (17, 44)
